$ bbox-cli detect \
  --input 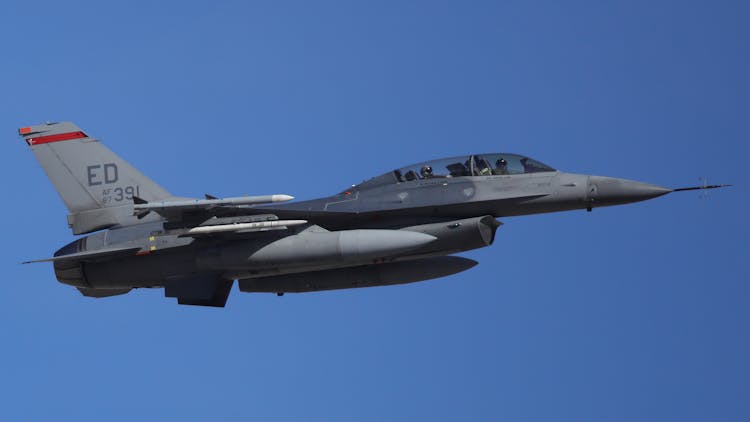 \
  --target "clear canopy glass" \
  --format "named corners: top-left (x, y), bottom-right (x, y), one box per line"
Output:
top-left (350, 154), bottom-right (556, 191)
top-left (394, 154), bottom-right (555, 181)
